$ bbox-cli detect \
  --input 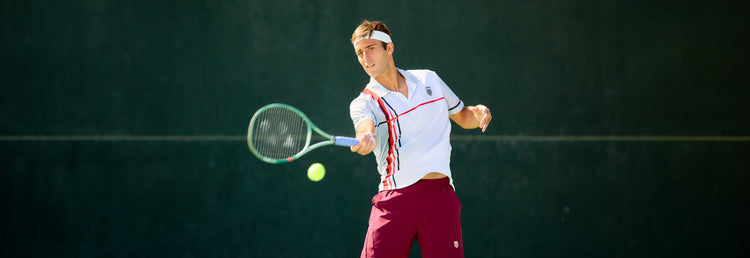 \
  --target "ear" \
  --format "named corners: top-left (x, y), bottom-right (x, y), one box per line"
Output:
top-left (387, 42), bottom-right (394, 55)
